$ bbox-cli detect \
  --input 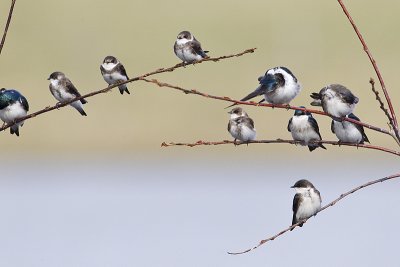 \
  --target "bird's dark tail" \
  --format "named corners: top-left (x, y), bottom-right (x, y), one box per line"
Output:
top-left (310, 92), bottom-right (320, 100)
top-left (75, 106), bottom-right (87, 116)
top-left (119, 85), bottom-right (130, 95)
top-left (10, 125), bottom-right (19, 136)
top-left (80, 98), bottom-right (88, 104)
top-left (308, 143), bottom-right (326, 152)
